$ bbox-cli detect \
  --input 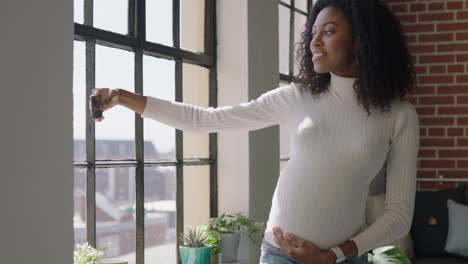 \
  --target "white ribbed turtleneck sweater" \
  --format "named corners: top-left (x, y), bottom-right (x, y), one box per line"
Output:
top-left (141, 72), bottom-right (420, 256)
